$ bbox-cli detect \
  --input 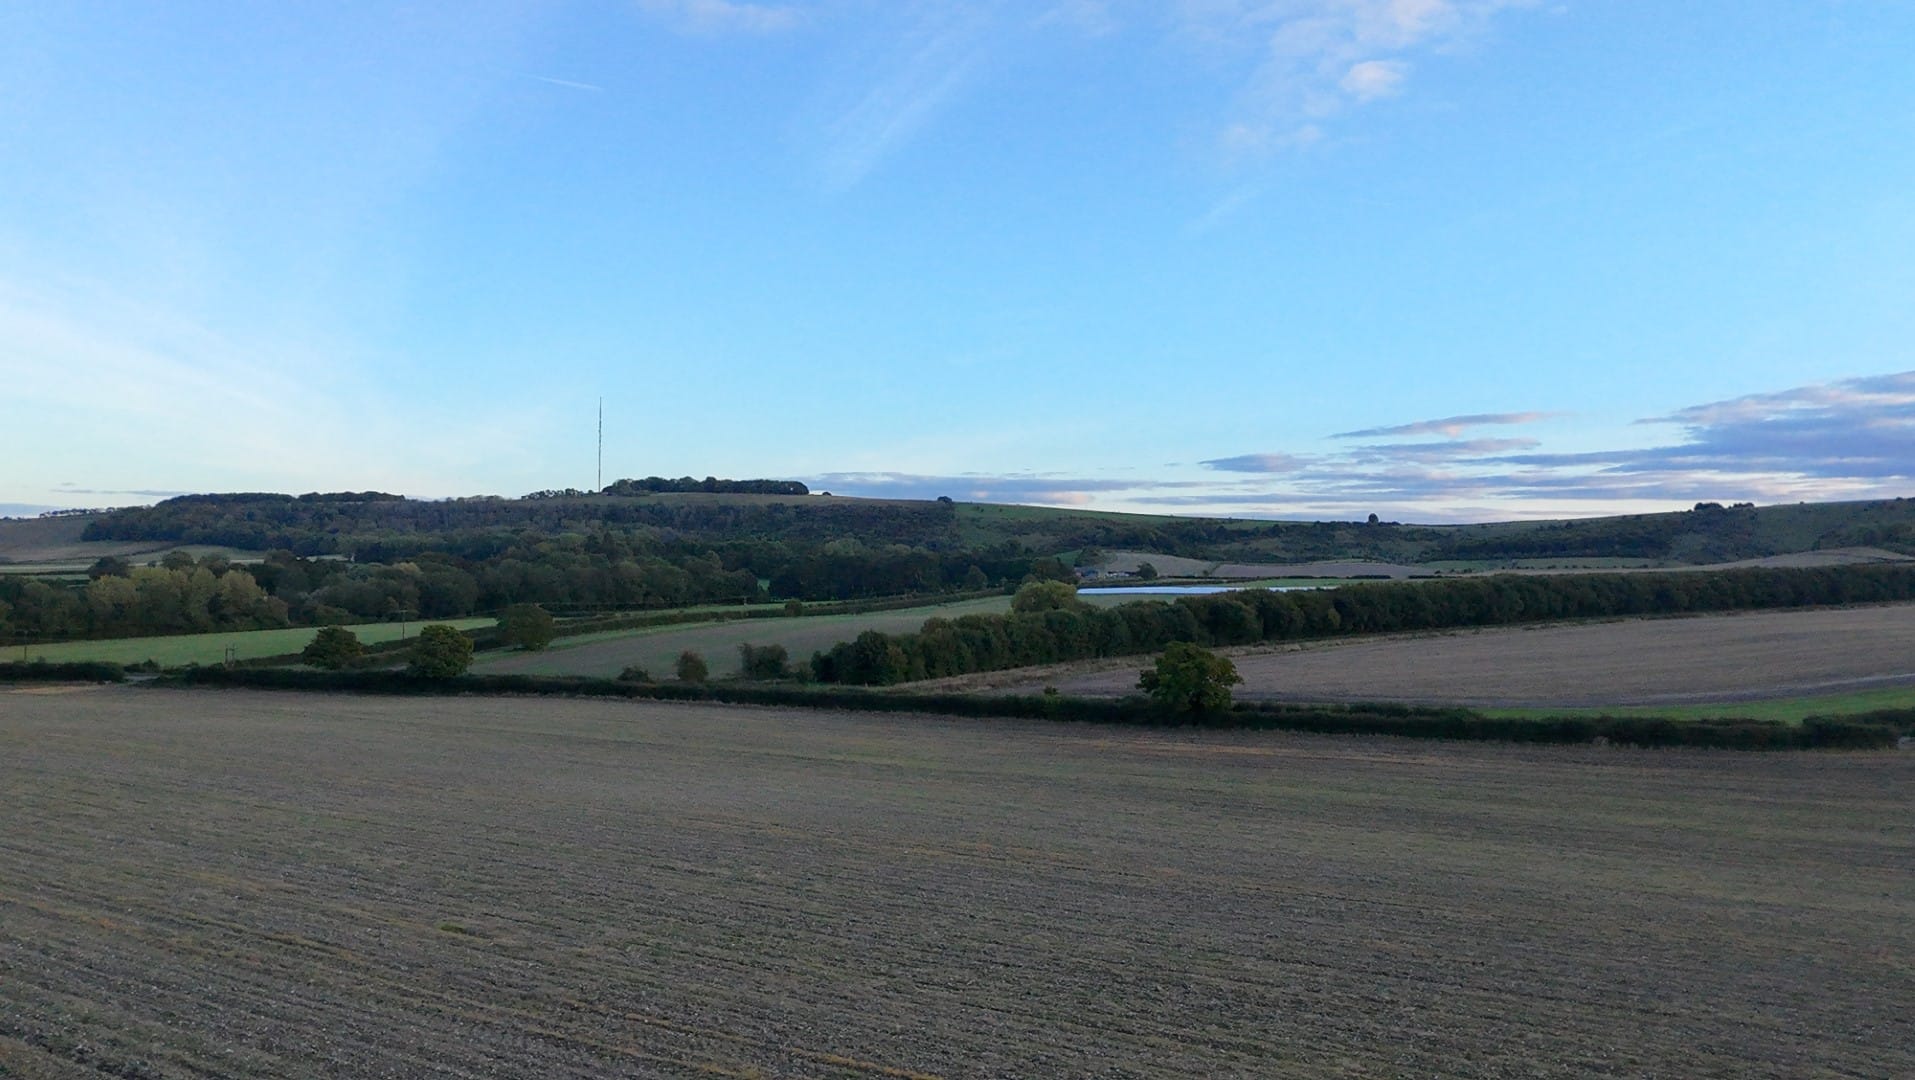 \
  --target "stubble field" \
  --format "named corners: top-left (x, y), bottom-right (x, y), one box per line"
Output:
top-left (2, 687), bottom-right (1910, 1078)
top-left (1009, 603), bottom-right (1915, 708)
